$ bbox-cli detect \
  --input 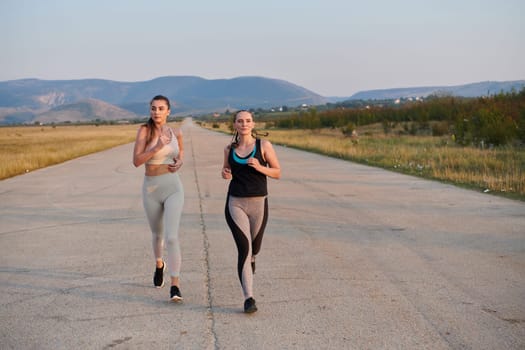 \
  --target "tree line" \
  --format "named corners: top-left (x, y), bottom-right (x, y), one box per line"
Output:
top-left (267, 88), bottom-right (525, 146)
